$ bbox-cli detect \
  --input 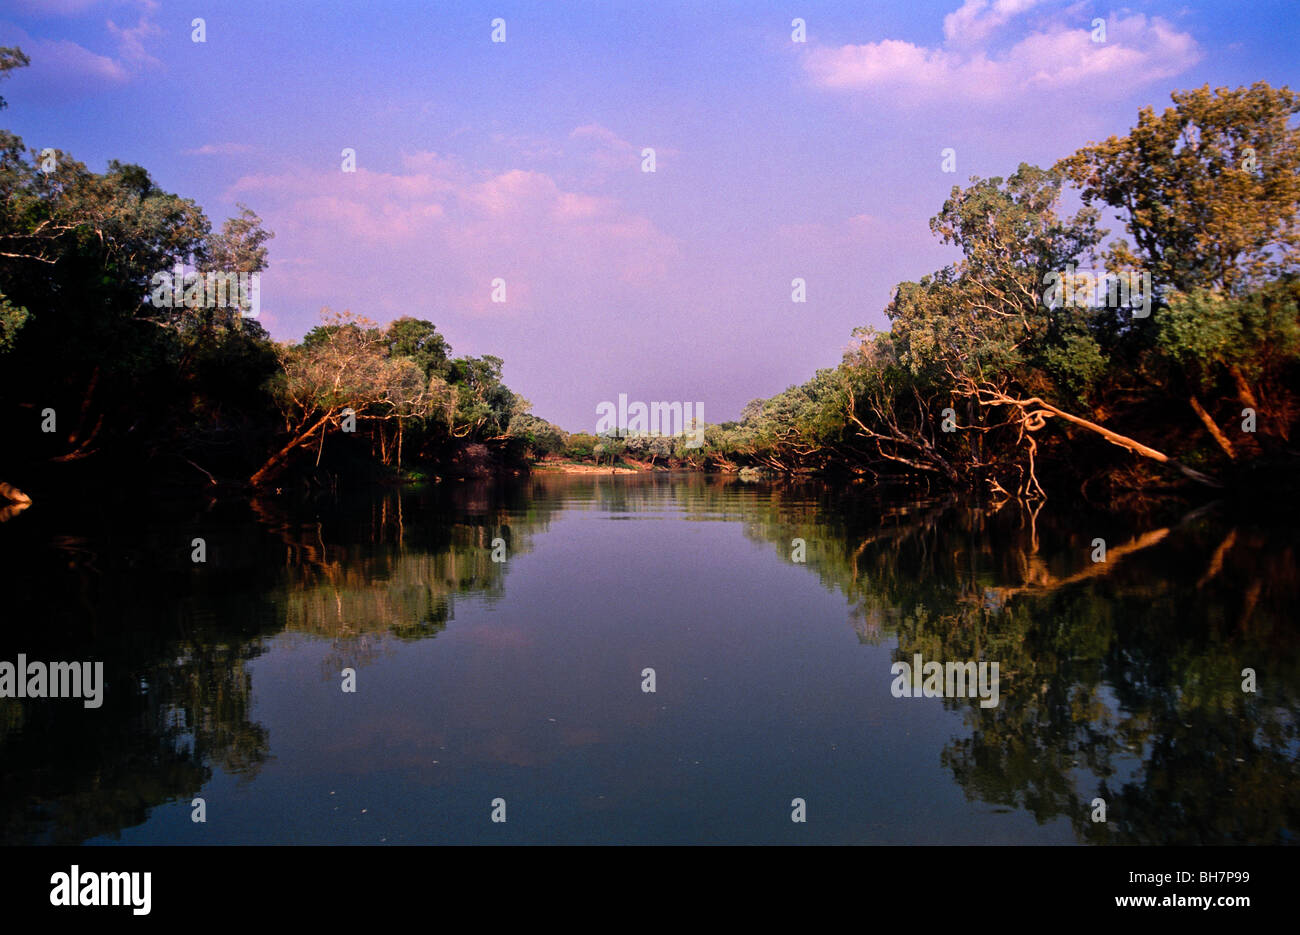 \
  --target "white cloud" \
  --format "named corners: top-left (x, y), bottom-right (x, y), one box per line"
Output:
top-left (182, 142), bottom-right (257, 156)
top-left (226, 153), bottom-right (680, 317)
top-left (11, 31), bottom-right (130, 88)
top-left (944, 0), bottom-right (1042, 44)
top-left (0, 1), bottom-right (161, 99)
top-left (106, 6), bottom-right (161, 68)
top-left (569, 123), bottom-right (639, 171)
top-left (804, 12), bottom-right (1199, 105)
